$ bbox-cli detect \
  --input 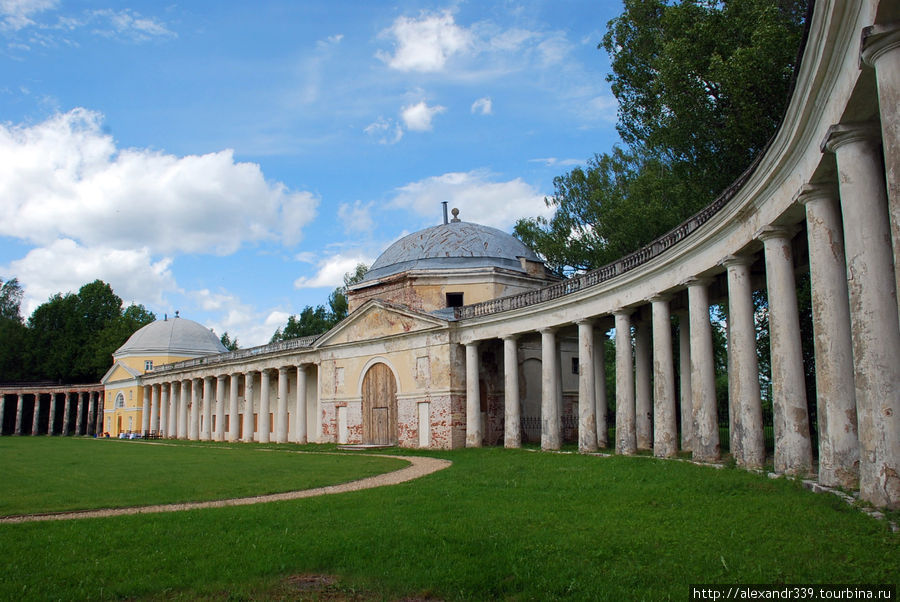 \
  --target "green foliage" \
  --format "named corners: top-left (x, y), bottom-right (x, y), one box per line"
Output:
top-left (0, 278), bottom-right (23, 323)
top-left (0, 279), bottom-right (28, 381)
top-left (10, 279), bottom-right (155, 383)
top-left (516, 0), bottom-right (806, 273)
top-left (272, 263), bottom-right (368, 342)
top-left (220, 331), bottom-right (239, 351)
